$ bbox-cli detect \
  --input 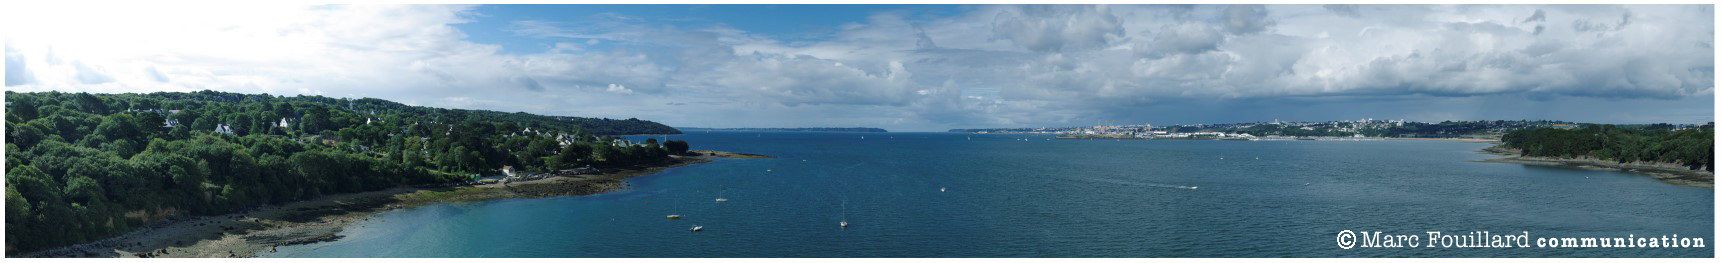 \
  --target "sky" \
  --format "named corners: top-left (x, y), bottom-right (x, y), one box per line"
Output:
top-left (3, 4), bottom-right (1714, 131)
